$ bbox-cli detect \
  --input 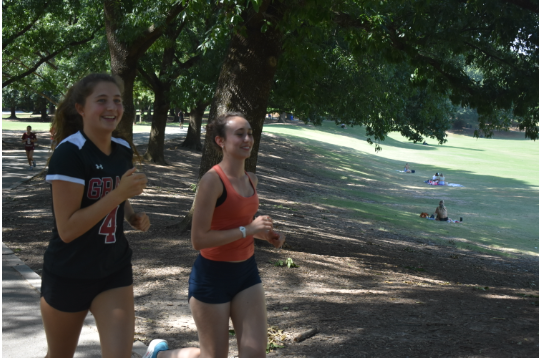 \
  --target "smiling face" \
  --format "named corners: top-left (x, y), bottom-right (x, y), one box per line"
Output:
top-left (26, 126), bottom-right (31, 134)
top-left (75, 81), bottom-right (123, 136)
top-left (215, 116), bottom-right (253, 159)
